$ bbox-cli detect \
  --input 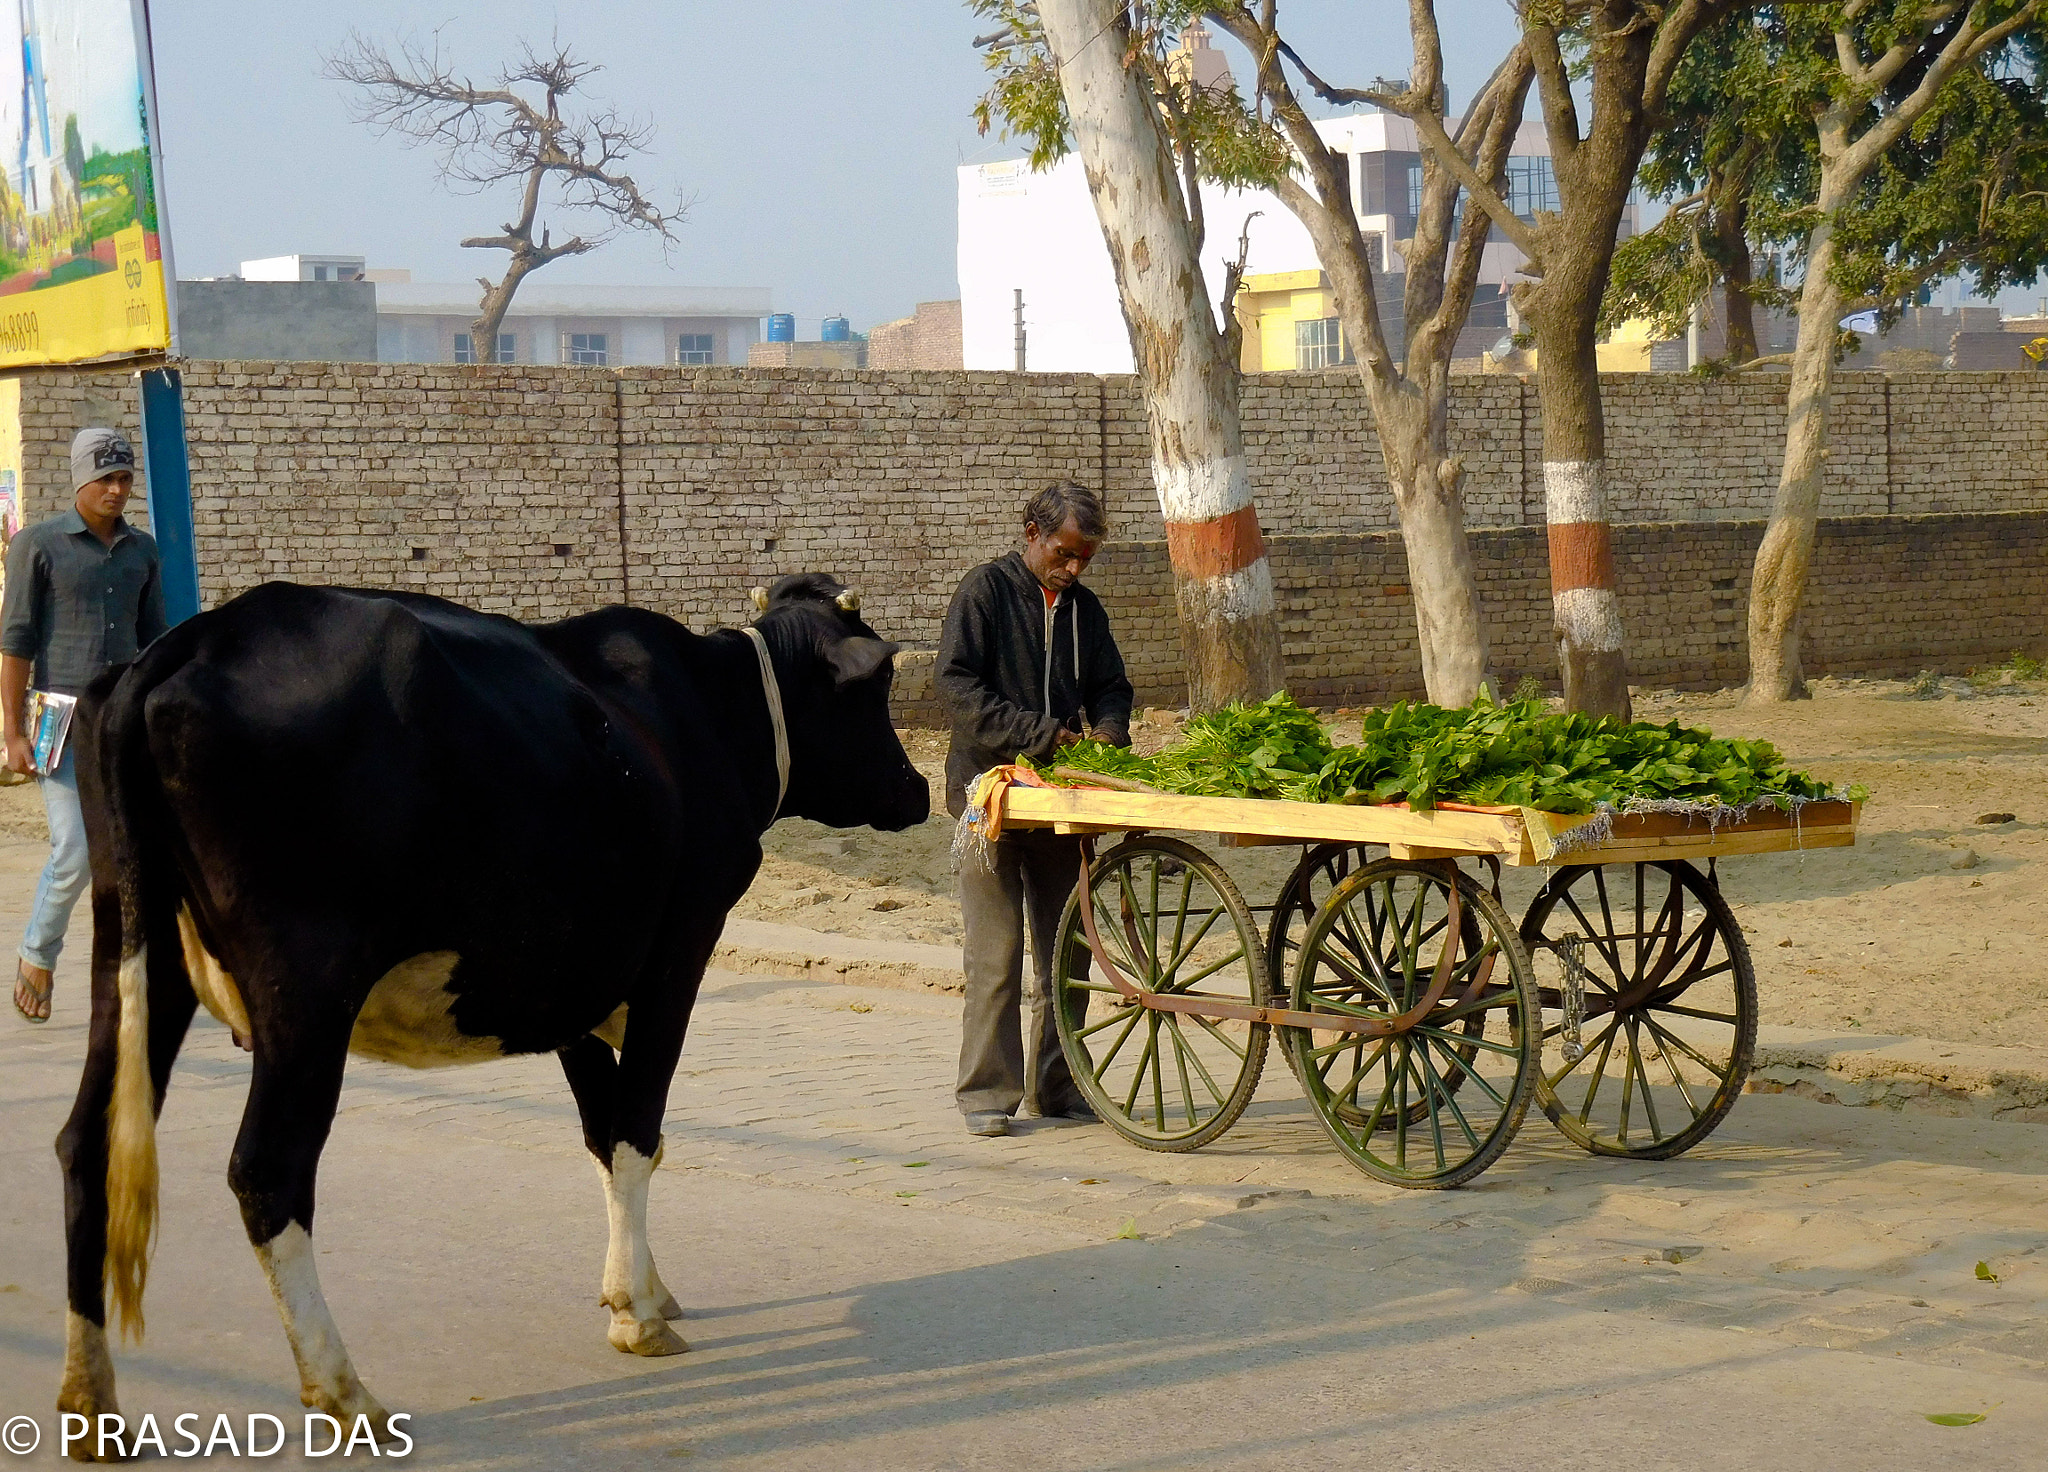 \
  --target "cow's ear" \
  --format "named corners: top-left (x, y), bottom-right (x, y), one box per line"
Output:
top-left (828, 636), bottom-right (898, 688)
